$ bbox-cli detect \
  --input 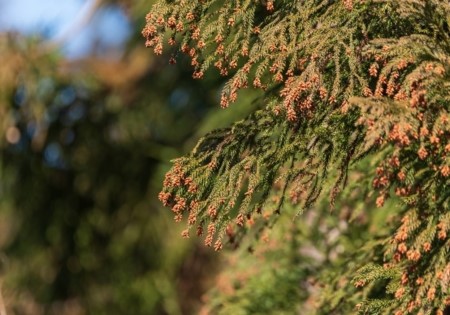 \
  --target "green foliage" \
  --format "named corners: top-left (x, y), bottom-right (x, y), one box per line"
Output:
top-left (145, 0), bottom-right (450, 313)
